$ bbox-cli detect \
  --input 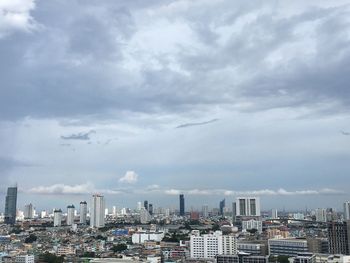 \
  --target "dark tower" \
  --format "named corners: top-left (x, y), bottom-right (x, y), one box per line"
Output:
top-left (144, 200), bottom-right (148, 212)
top-left (4, 186), bottom-right (17, 225)
top-left (219, 199), bottom-right (225, 216)
top-left (179, 194), bottom-right (185, 216)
